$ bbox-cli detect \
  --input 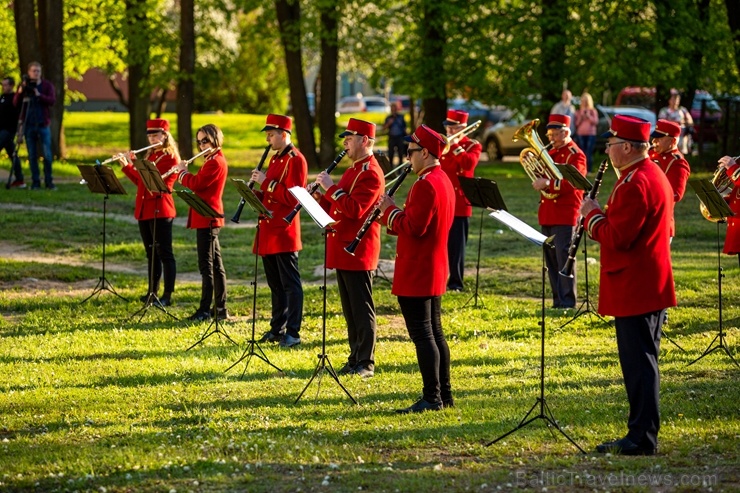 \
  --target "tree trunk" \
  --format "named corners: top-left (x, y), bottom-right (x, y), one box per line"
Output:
top-left (317, 1), bottom-right (339, 166)
top-left (275, 0), bottom-right (318, 169)
top-left (39, 0), bottom-right (65, 159)
top-left (539, 0), bottom-right (569, 122)
top-left (725, 0), bottom-right (740, 76)
top-left (13, 0), bottom-right (40, 73)
top-left (178, 0), bottom-right (195, 160)
top-left (126, 0), bottom-right (150, 150)
top-left (418, 0), bottom-right (446, 133)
